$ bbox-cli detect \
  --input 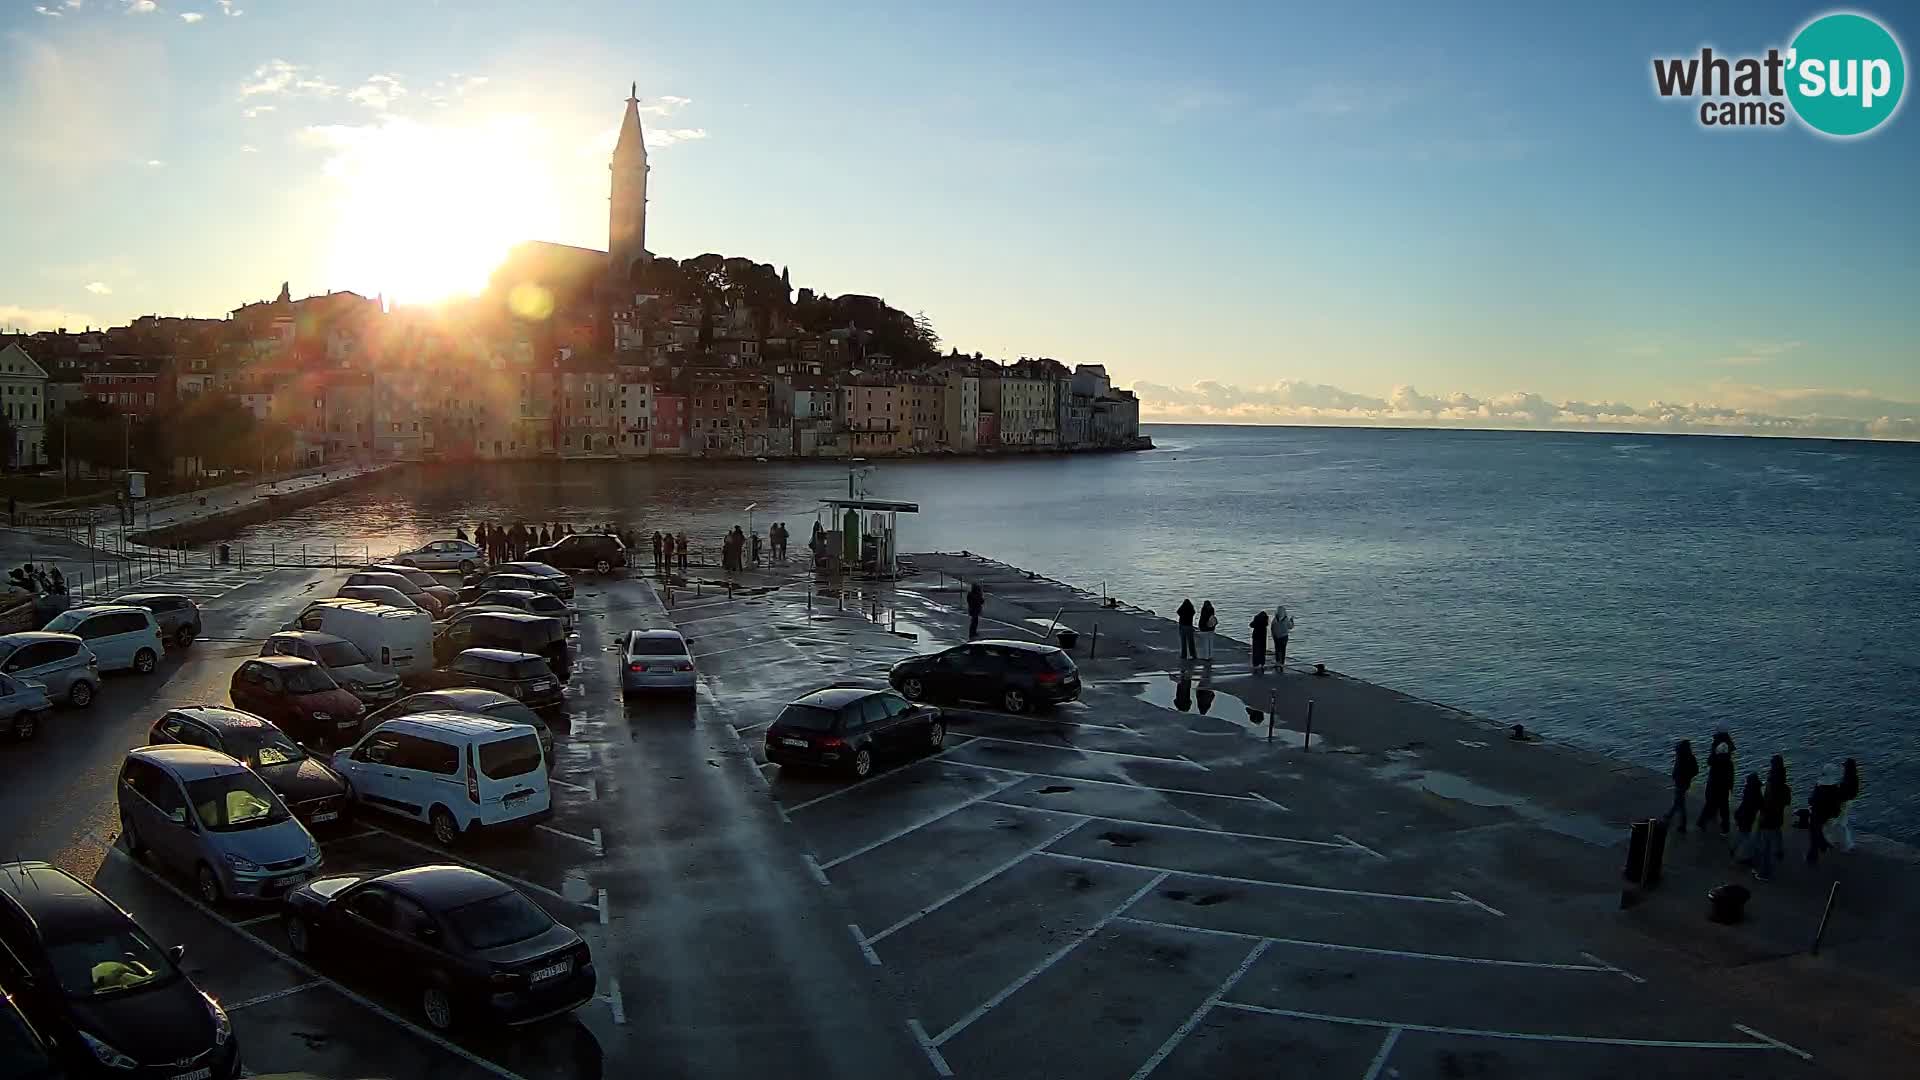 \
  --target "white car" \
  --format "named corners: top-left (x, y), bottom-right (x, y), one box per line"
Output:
top-left (41, 605), bottom-right (166, 674)
top-left (332, 712), bottom-right (550, 846)
top-left (395, 539), bottom-right (485, 574)
top-left (619, 629), bottom-right (696, 696)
